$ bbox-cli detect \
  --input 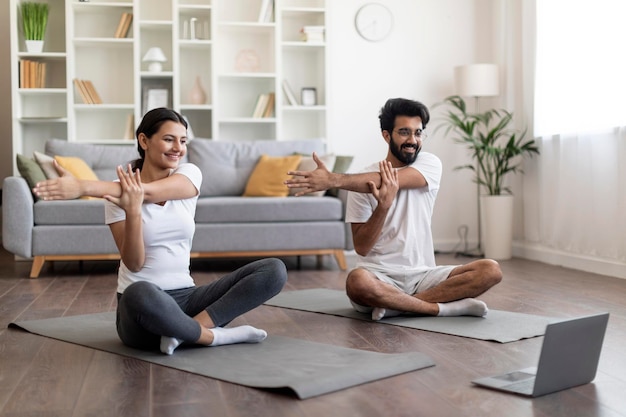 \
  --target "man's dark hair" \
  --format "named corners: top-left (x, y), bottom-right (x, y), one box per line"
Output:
top-left (378, 98), bottom-right (430, 133)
